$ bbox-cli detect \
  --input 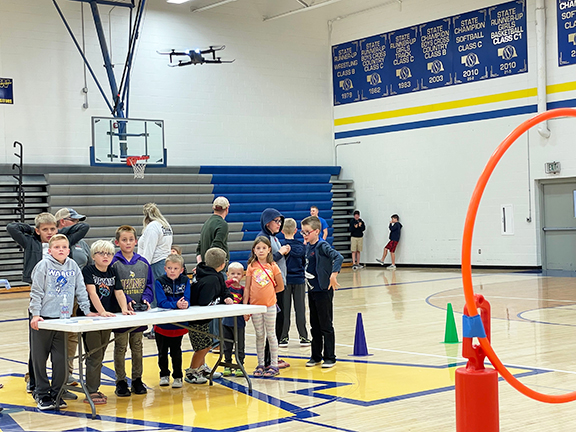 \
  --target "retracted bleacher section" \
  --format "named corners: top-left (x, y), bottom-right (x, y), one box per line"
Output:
top-left (198, 166), bottom-right (349, 266)
top-left (0, 166), bottom-right (355, 288)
